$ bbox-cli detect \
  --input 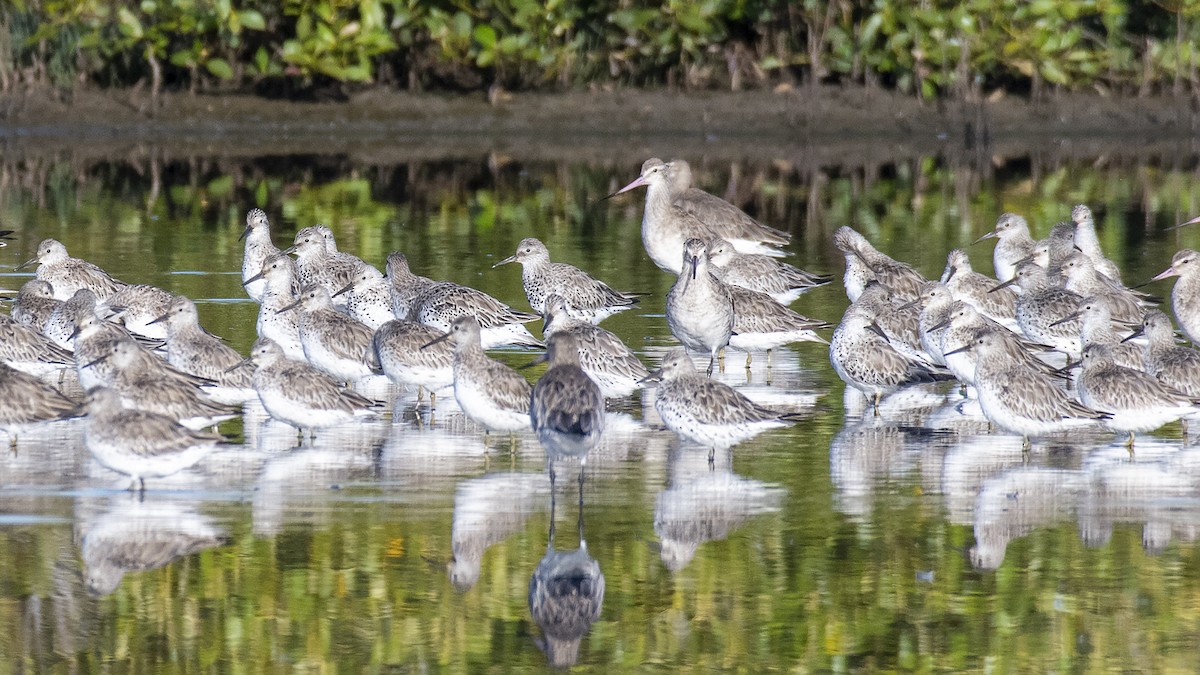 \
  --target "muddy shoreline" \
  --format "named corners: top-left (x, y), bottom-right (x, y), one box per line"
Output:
top-left (2, 86), bottom-right (1199, 166)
